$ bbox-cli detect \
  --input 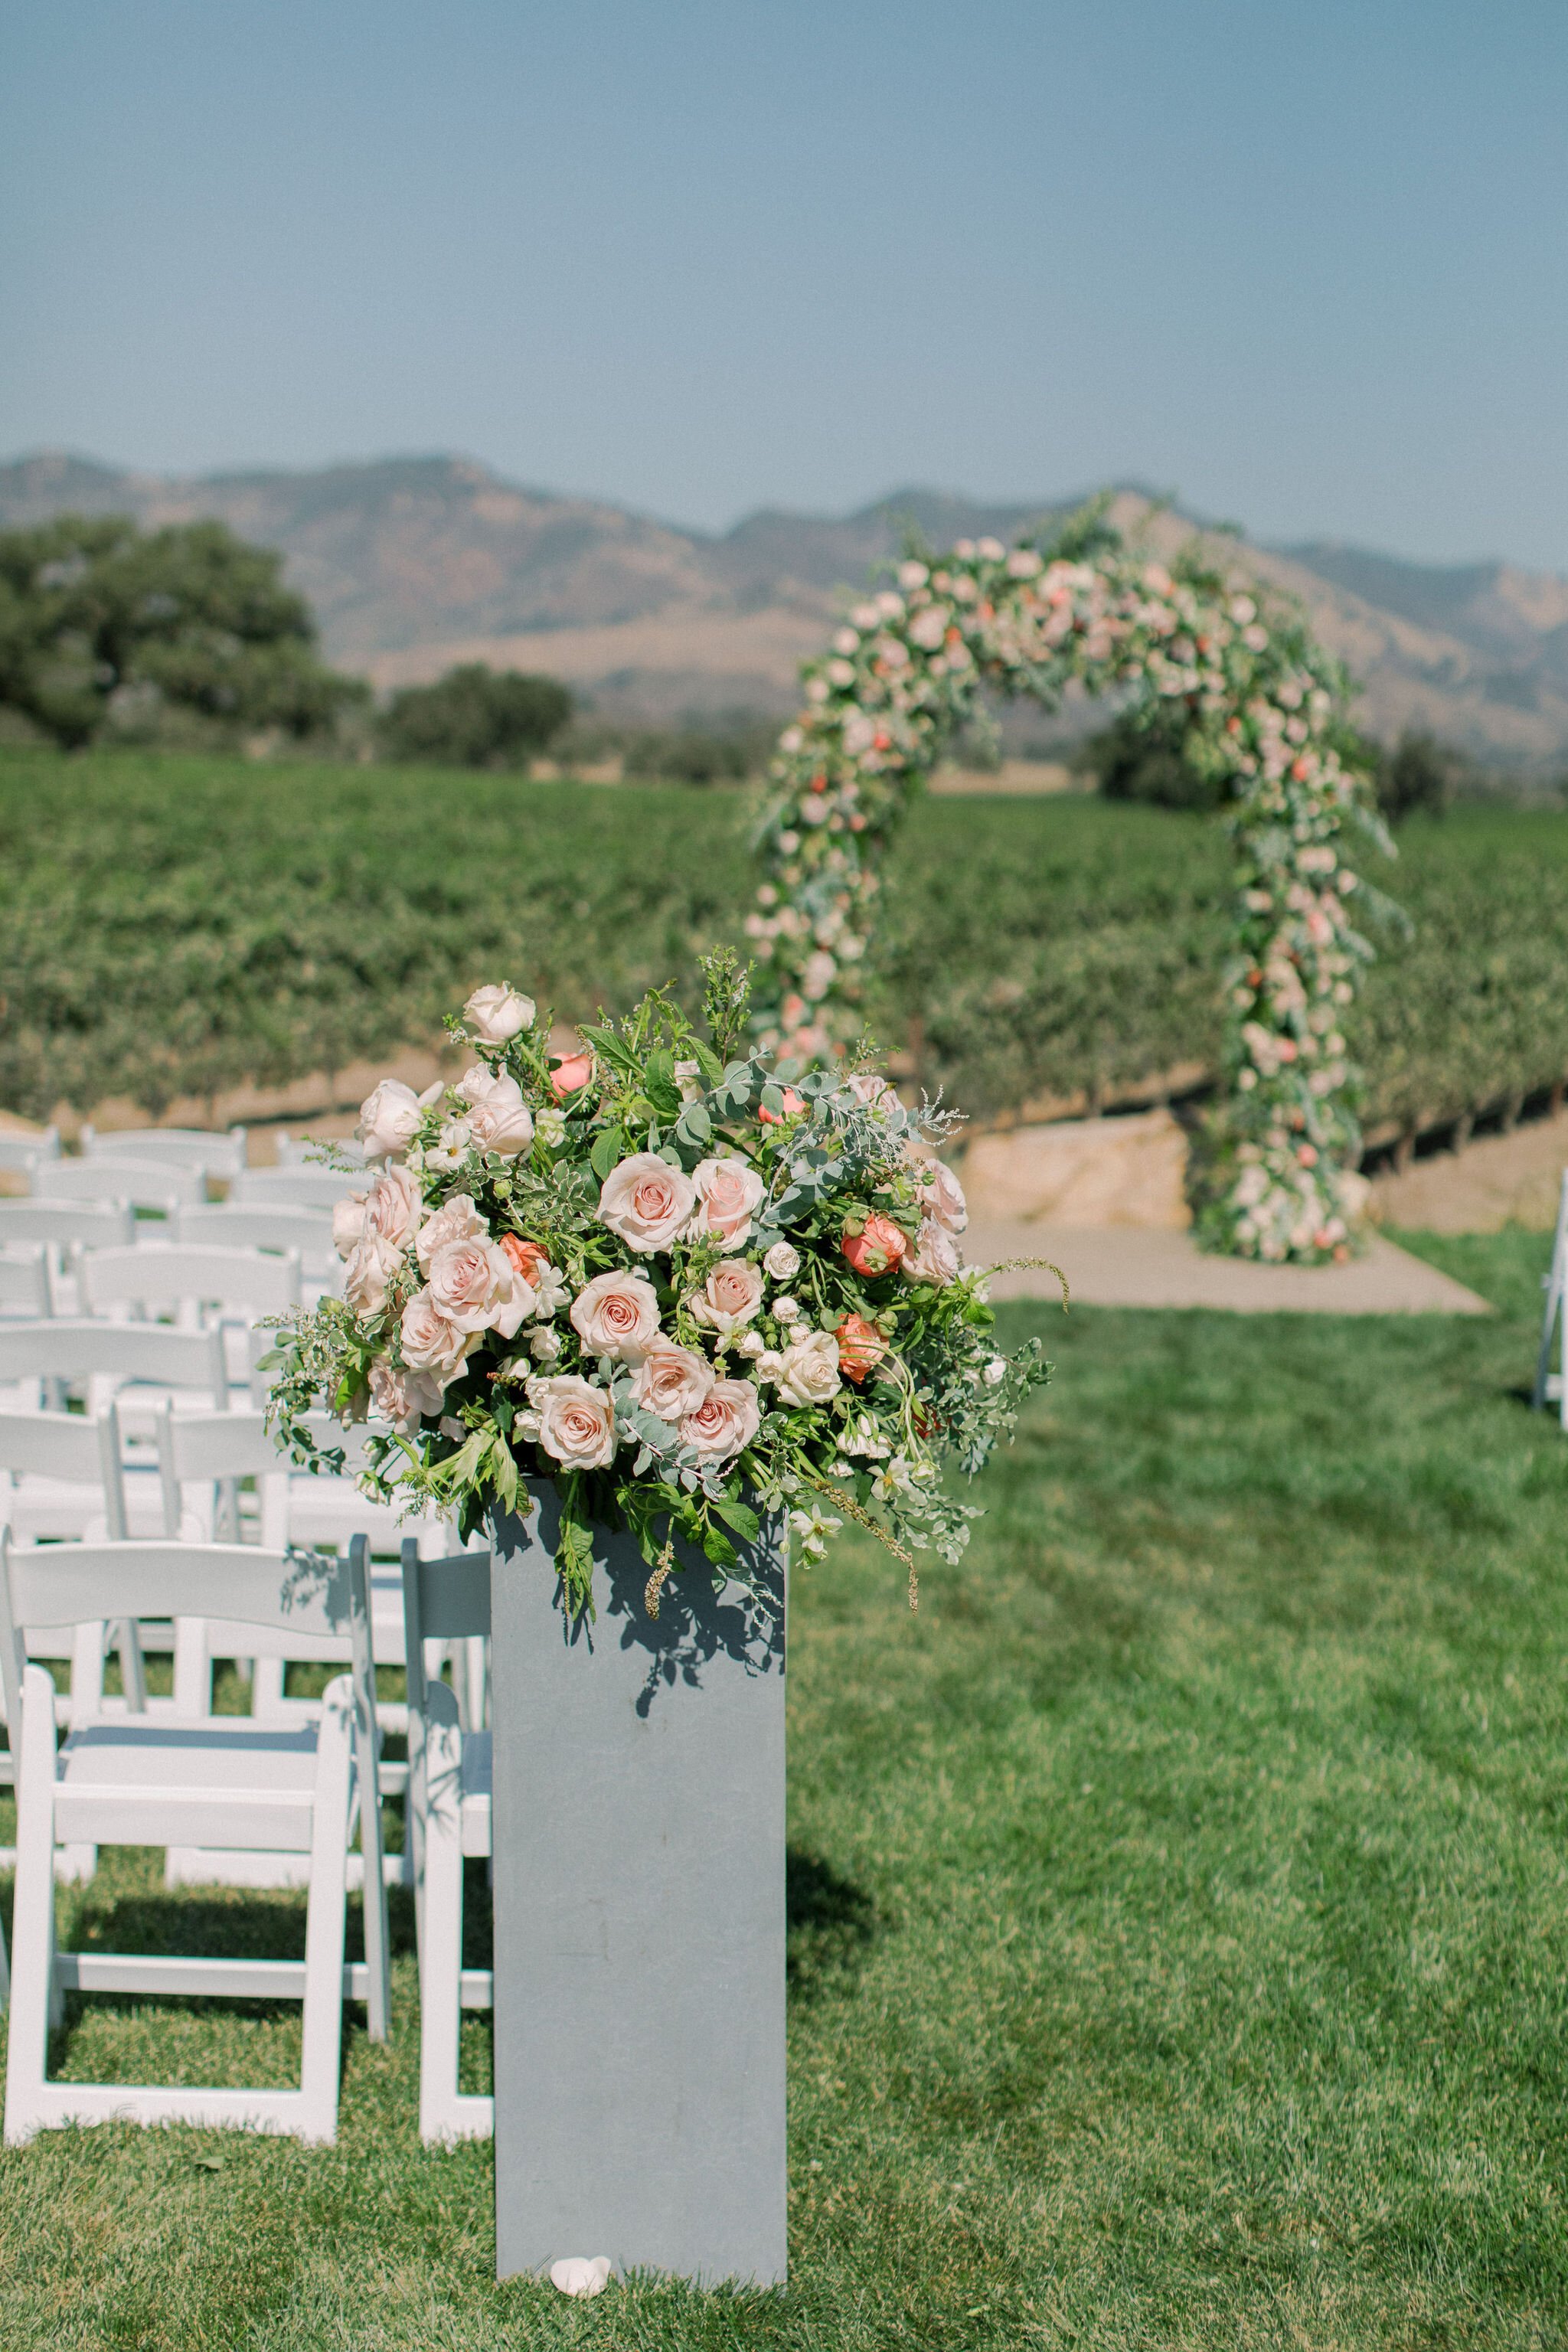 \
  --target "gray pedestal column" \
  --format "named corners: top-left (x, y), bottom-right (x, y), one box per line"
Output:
top-left (489, 1485), bottom-right (787, 2288)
